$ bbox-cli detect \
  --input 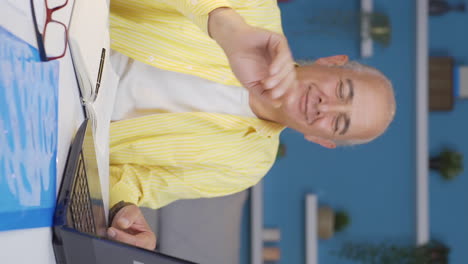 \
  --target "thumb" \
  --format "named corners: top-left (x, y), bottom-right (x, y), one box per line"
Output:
top-left (248, 81), bottom-right (264, 97)
top-left (254, 83), bottom-right (283, 108)
top-left (107, 227), bottom-right (156, 250)
top-left (107, 227), bottom-right (138, 245)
